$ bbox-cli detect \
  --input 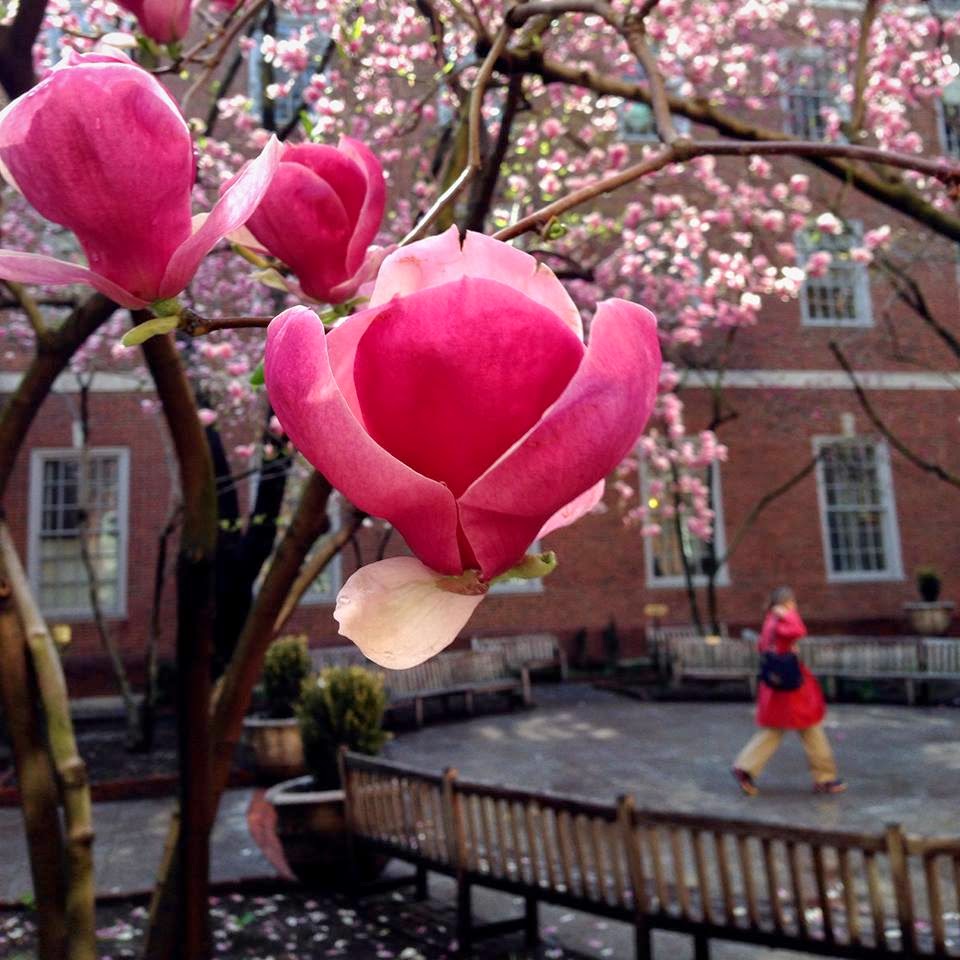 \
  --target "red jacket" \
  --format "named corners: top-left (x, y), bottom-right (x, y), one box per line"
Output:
top-left (755, 608), bottom-right (825, 730)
